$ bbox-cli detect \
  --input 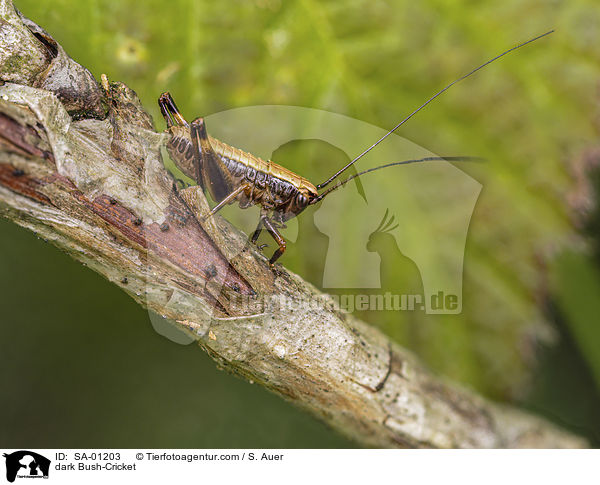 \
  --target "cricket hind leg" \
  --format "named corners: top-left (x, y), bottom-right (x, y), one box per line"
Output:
top-left (159, 92), bottom-right (188, 127)
top-left (190, 117), bottom-right (234, 203)
top-left (159, 96), bottom-right (238, 205)
top-left (159, 92), bottom-right (204, 191)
